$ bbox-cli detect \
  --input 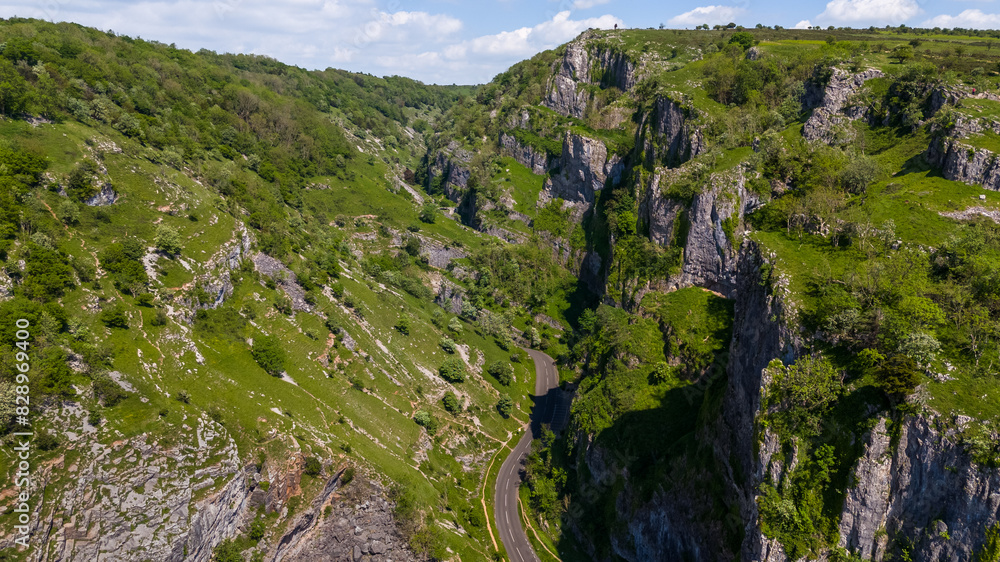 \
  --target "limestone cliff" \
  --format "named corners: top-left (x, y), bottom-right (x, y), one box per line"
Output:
top-left (803, 68), bottom-right (883, 144)
top-left (544, 33), bottom-right (636, 119)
